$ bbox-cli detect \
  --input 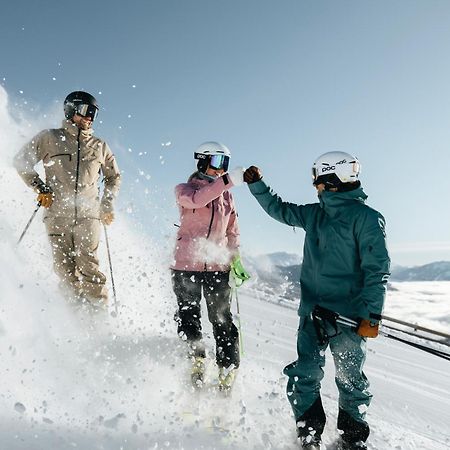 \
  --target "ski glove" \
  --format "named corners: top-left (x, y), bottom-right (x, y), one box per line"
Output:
top-left (228, 256), bottom-right (251, 288)
top-left (227, 166), bottom-right (245, 187)
top-left (37, 192), bottom-right (54, 208)
top-left (357, 319), bottom-right (379, 338)
top-left (244, 166), bottom-right (262, 184)
top-left (100, 211), bottom-right (115, 226)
